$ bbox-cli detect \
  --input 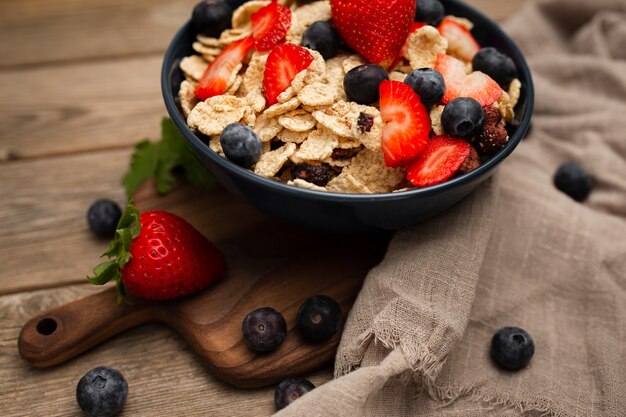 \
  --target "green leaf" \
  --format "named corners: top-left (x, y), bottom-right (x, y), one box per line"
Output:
top-left (117, 228), bottom-right (133, 252)
top-left (116, 279), bottom-right (133, 305)
top-left (102, 240), bottom-right (120, 259)
top-left (122, 140), bottom-right (159, 198)
top-left (88, 261), bottom-right (119, 285)
top-left (117, 201), bottom-right (140, 230)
